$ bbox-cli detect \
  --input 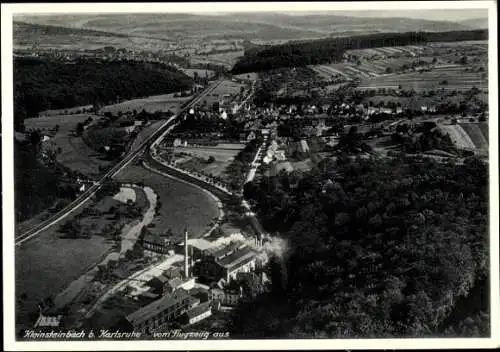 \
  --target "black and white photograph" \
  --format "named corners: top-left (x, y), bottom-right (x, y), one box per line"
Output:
top-left (2, 1), bottom-right (499, 350)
